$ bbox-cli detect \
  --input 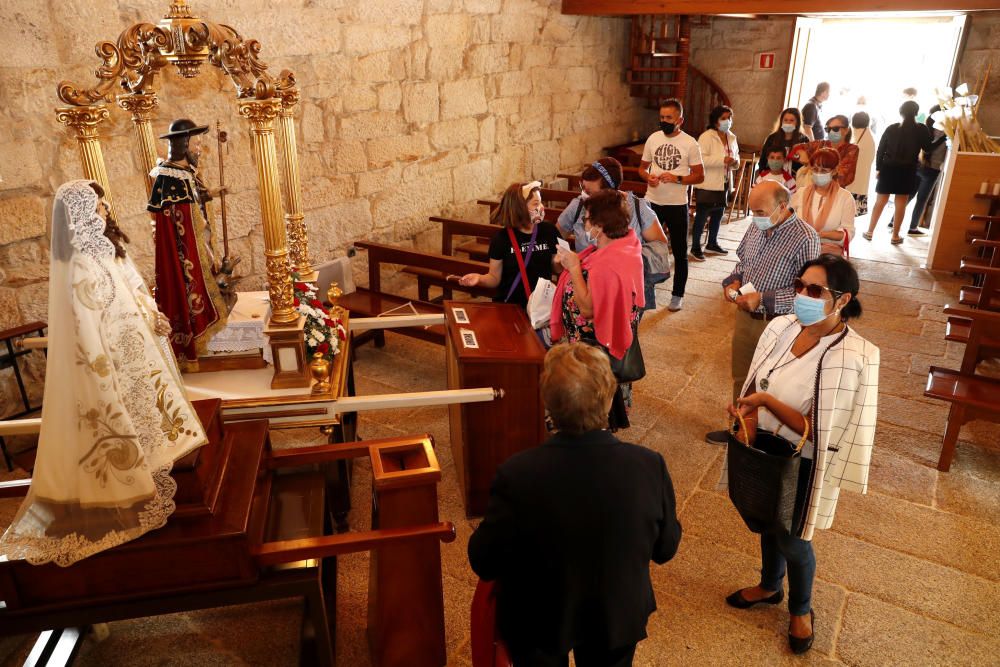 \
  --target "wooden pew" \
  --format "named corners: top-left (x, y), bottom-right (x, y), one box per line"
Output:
top-left (958, 239), bottom-right (1000, 310)
top-left (925, 305), bottom-right (1000, 471)
top-left (964, 215), bottom-right (1000, 244)
top-left (430, 216), bottom-right (496, 264)
top-left (477, 188), bottom-right (577, 223)
top-left (340, 241), bottom-right (489, 346)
